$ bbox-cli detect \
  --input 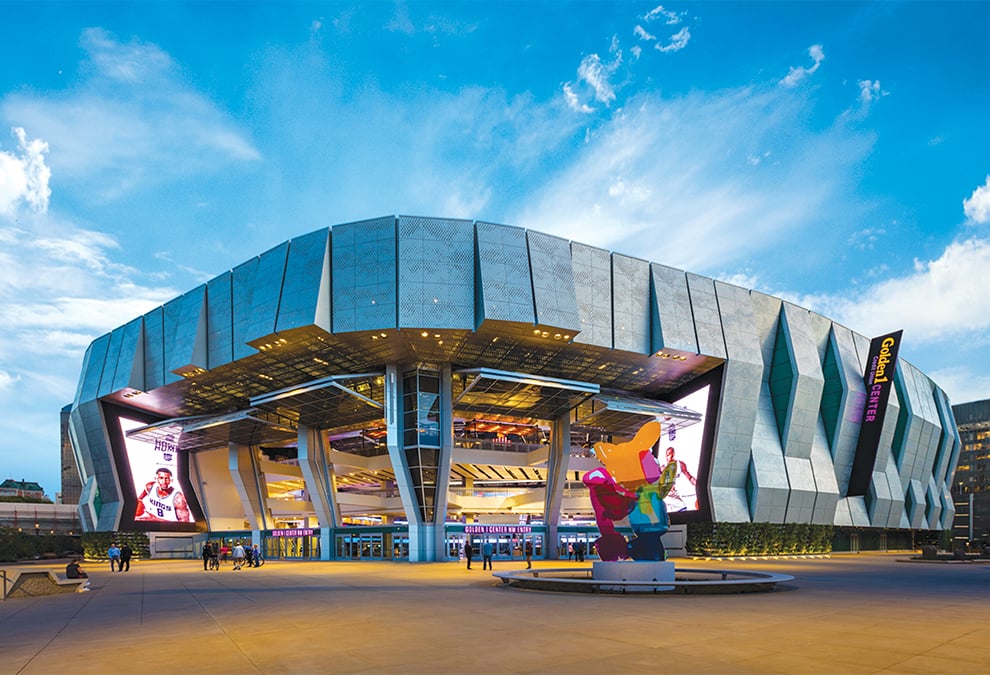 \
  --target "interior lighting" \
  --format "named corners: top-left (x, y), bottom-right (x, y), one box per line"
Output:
top-left (380, 333), bottom-right (388, 338)
top-left (541, 331), bottom-right (549, 338)
top-left (533, 329), bottom-right (542, 335)
top-left (421, 331), bottom-right (429, 337)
